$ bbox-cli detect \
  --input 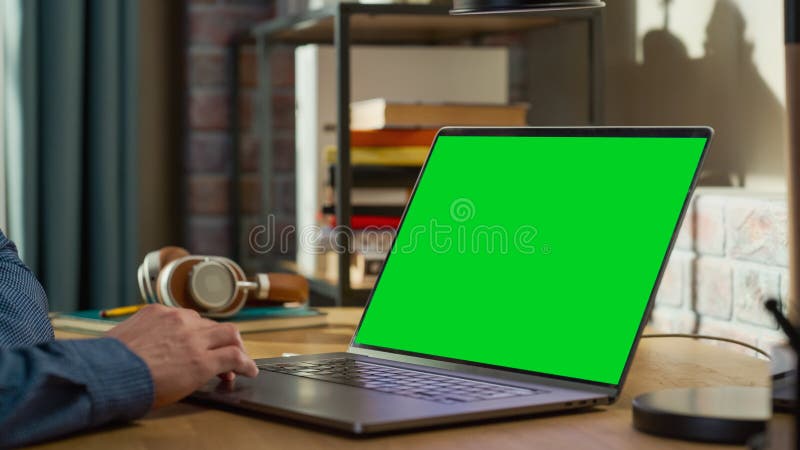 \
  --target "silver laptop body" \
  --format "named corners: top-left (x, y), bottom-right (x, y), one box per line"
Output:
top-left (192, 126), bottom-right (712, 434)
